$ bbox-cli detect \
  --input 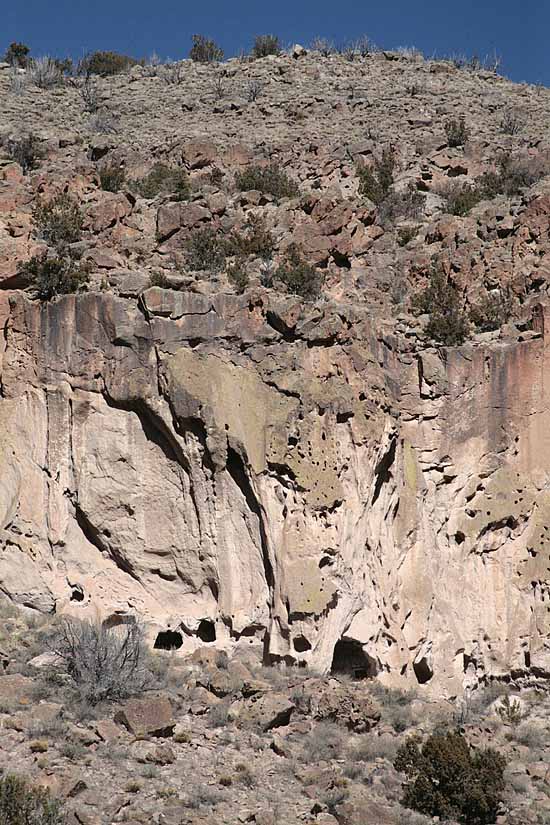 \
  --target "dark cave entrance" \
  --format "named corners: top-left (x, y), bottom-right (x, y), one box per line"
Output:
top-left (154, 630), bottom-right (183, 651)
top-left (197, 620), bottom-right (216, 643)
top-left (331, 639), bottom-right (377, 679)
